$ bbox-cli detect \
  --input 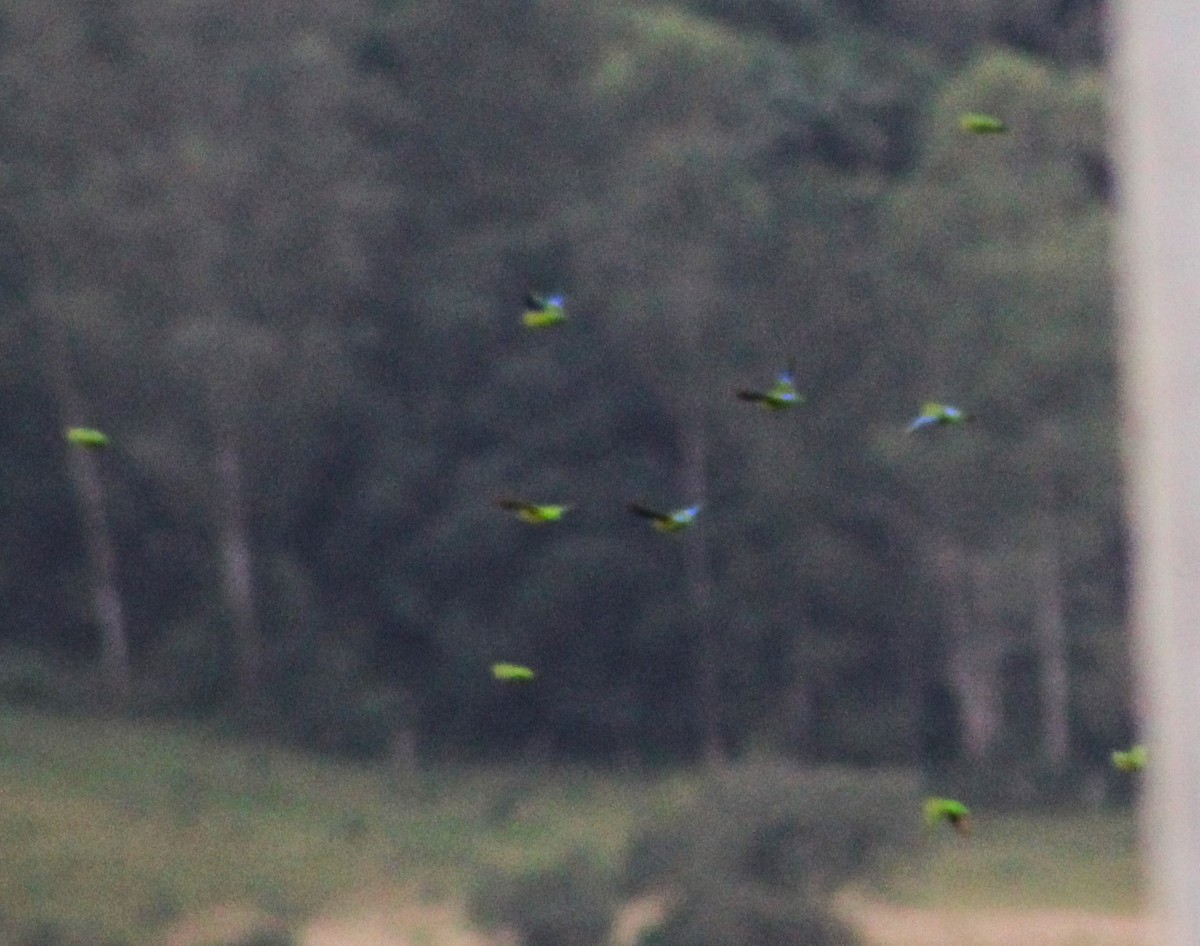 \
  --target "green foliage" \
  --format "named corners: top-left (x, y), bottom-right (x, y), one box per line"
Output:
top-left (0, 0), bottom-right (1125, 775)
top-left (625, 763), bottom-right (921, 946)
top-left (470, 852), bottom-right (620, 946)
